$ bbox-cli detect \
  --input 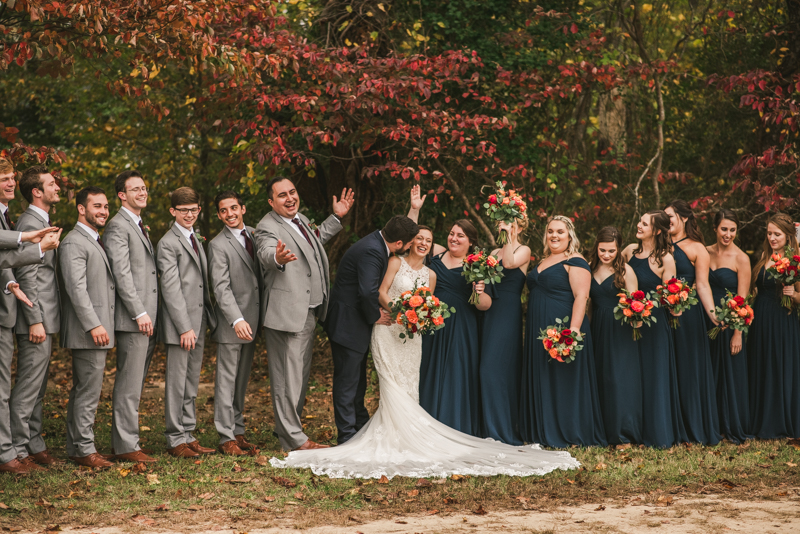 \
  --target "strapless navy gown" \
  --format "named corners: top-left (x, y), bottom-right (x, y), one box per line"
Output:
top-left (628, 255), bottom-right (687, 447)
top-left (590, 276), bottom-right (643, 444)
top-left (479, 262), bottom-right (524, 445)
top-left (747, 268), bottom-right (800, 439)
top-left (420, 254), bottom-right (481, 436)
top-left (520, 257), bottom-right (606, 448)
top-left (671, 239), bottom-right (721, 445)
top-left (708, 268), bottom-right (751, 443)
